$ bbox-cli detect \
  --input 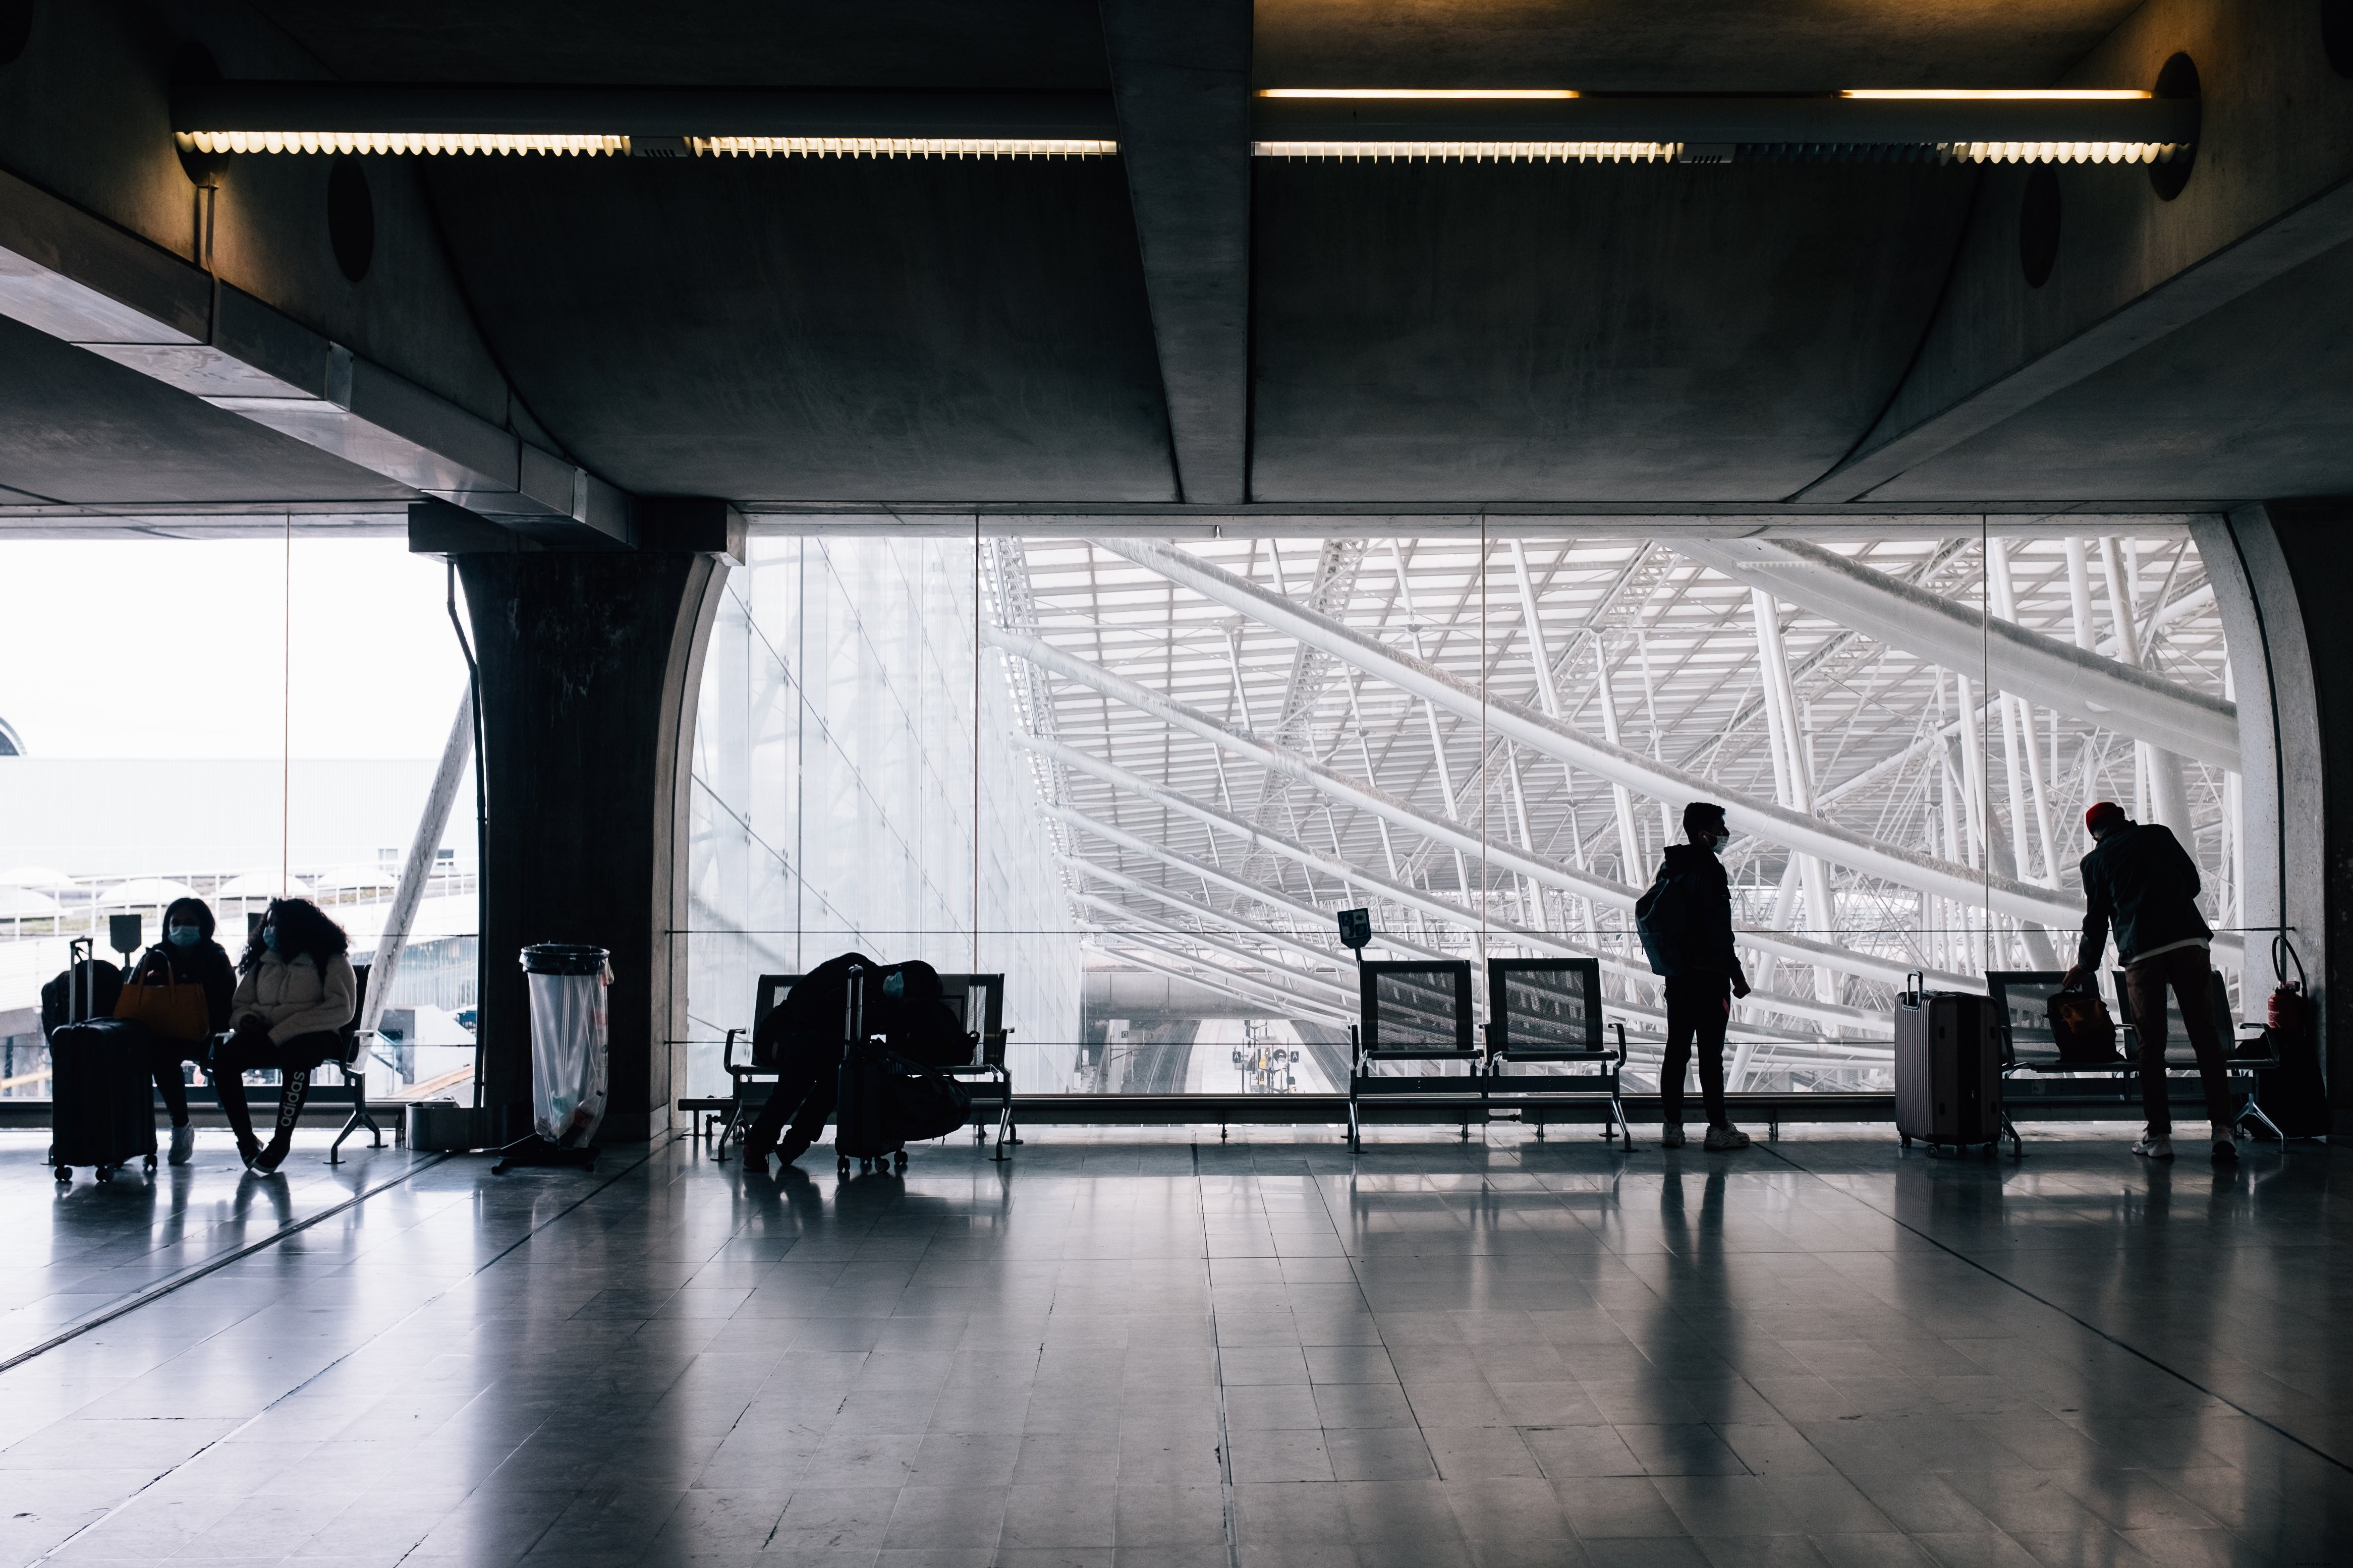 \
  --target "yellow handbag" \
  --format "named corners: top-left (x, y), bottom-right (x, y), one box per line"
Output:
top-left (114, 952), bottom-right (209, 1043)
